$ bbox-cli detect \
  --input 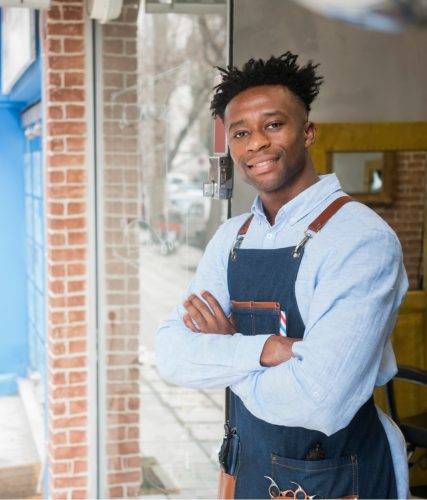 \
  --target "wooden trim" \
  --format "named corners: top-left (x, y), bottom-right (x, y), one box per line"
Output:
top-left (400, 290), bottom-right (427, 311)
top-left (311, 122), bottom-right (427, 174)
